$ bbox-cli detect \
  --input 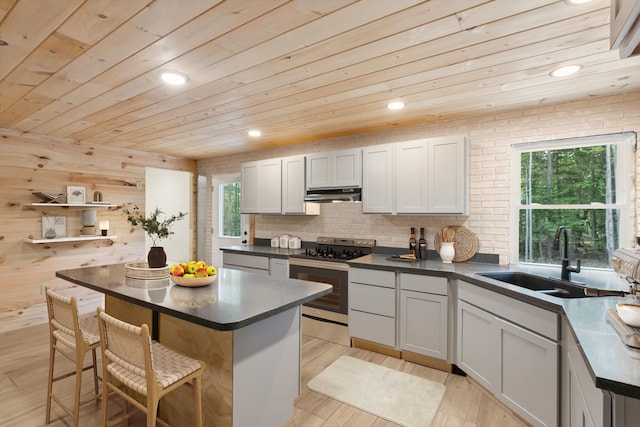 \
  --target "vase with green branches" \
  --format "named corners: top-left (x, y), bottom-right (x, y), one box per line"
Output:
top-left (123, 205), bottom-right (188, 267)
